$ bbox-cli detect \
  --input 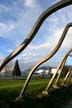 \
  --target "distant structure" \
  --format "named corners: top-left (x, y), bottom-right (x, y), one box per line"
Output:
top-left (0, 62), bottom-right (11, 77)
